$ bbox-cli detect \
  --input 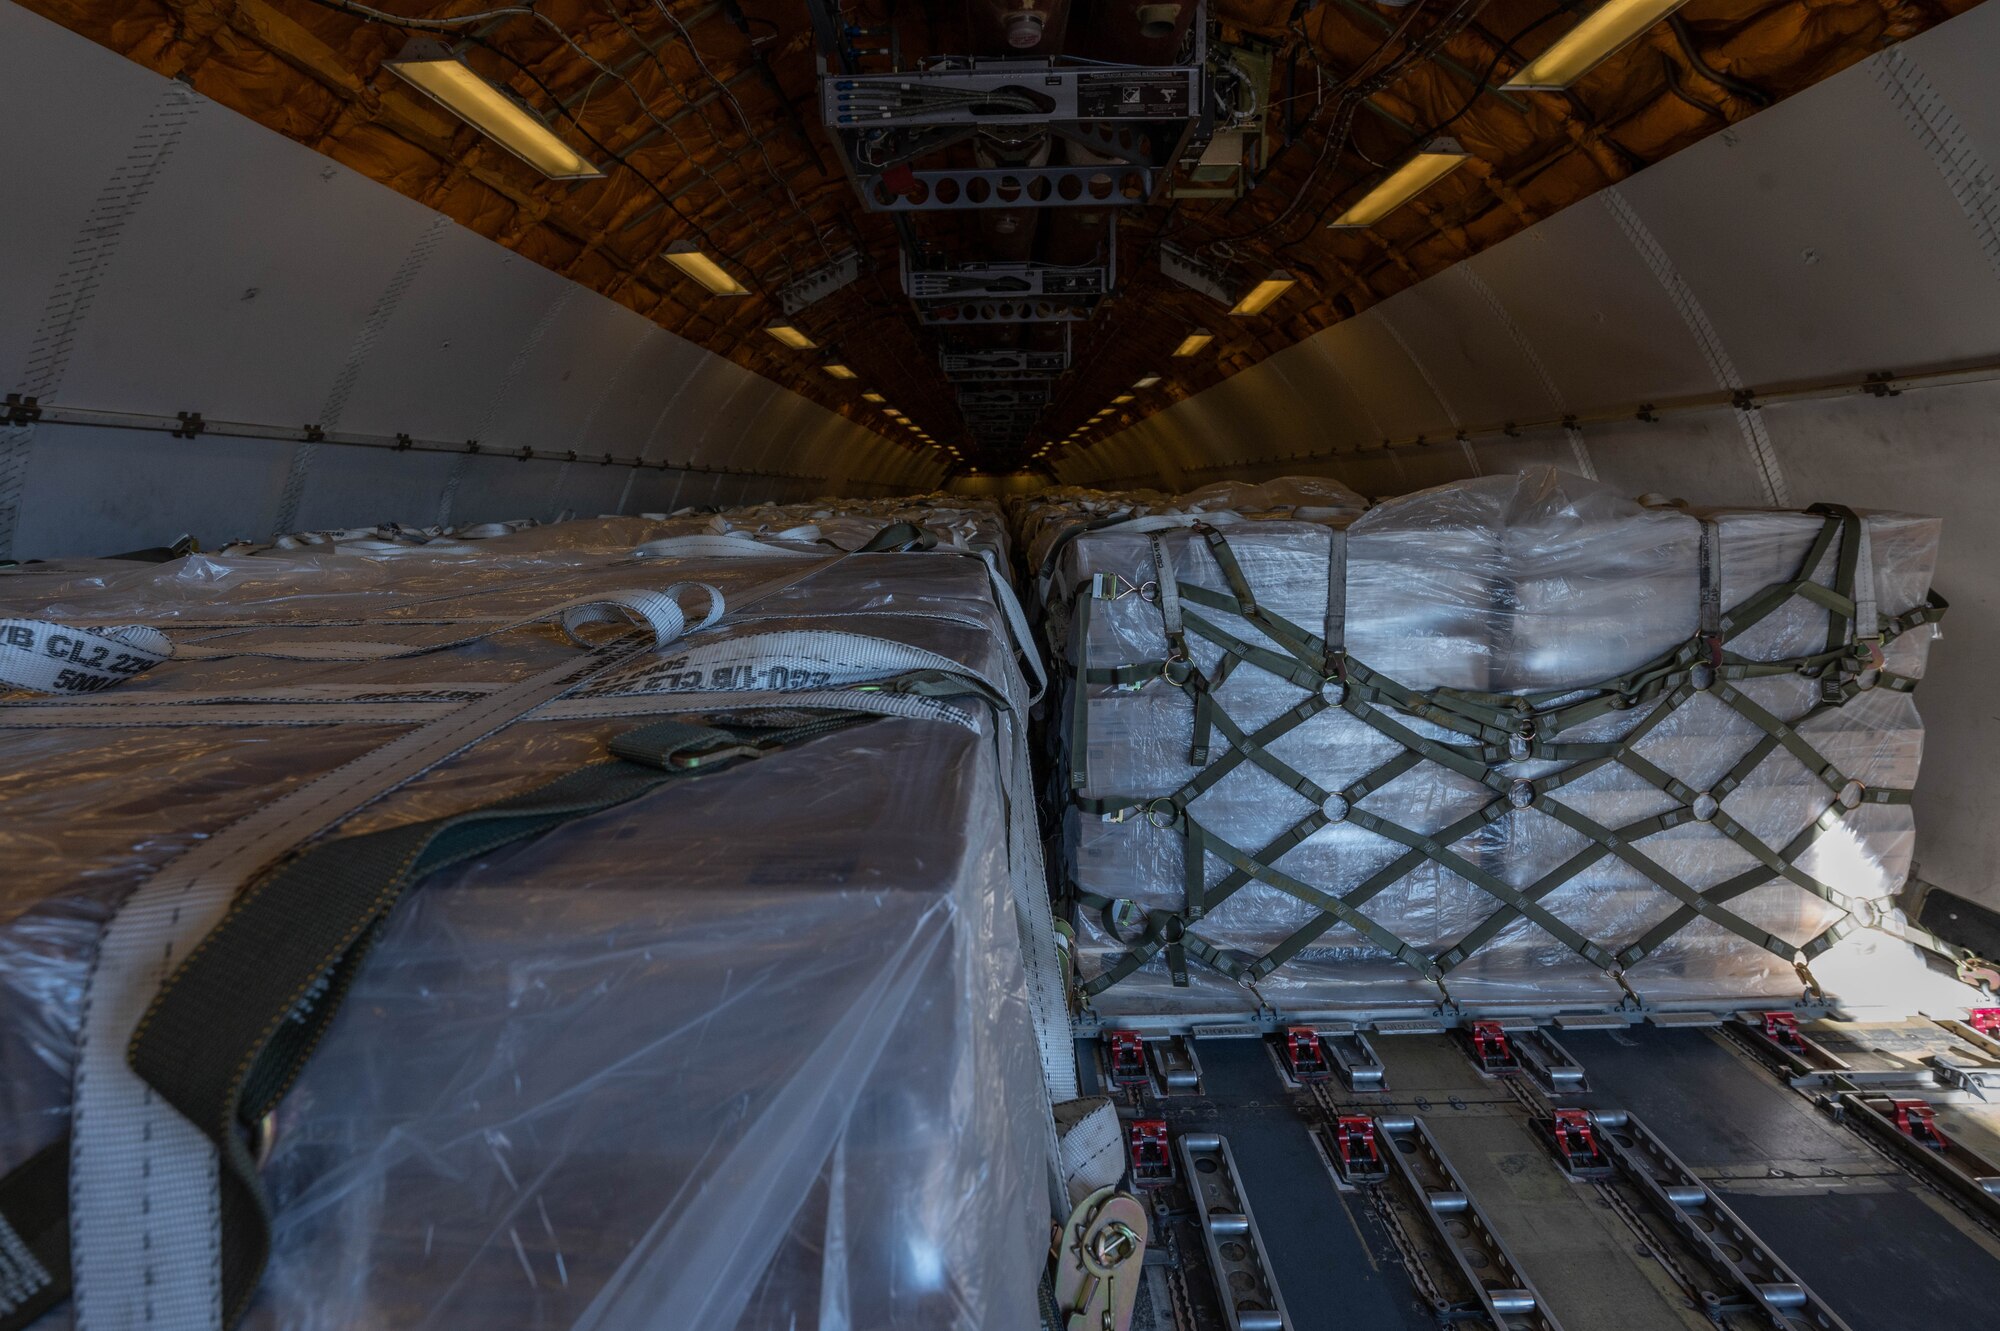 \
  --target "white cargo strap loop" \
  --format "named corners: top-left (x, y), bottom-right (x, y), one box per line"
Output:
top-left (68, 581), bottom-right (726, 1331)
top-left (556, 584), bottom-right (724, 650)
top-left (0, 622), bottom-right (171, 696)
